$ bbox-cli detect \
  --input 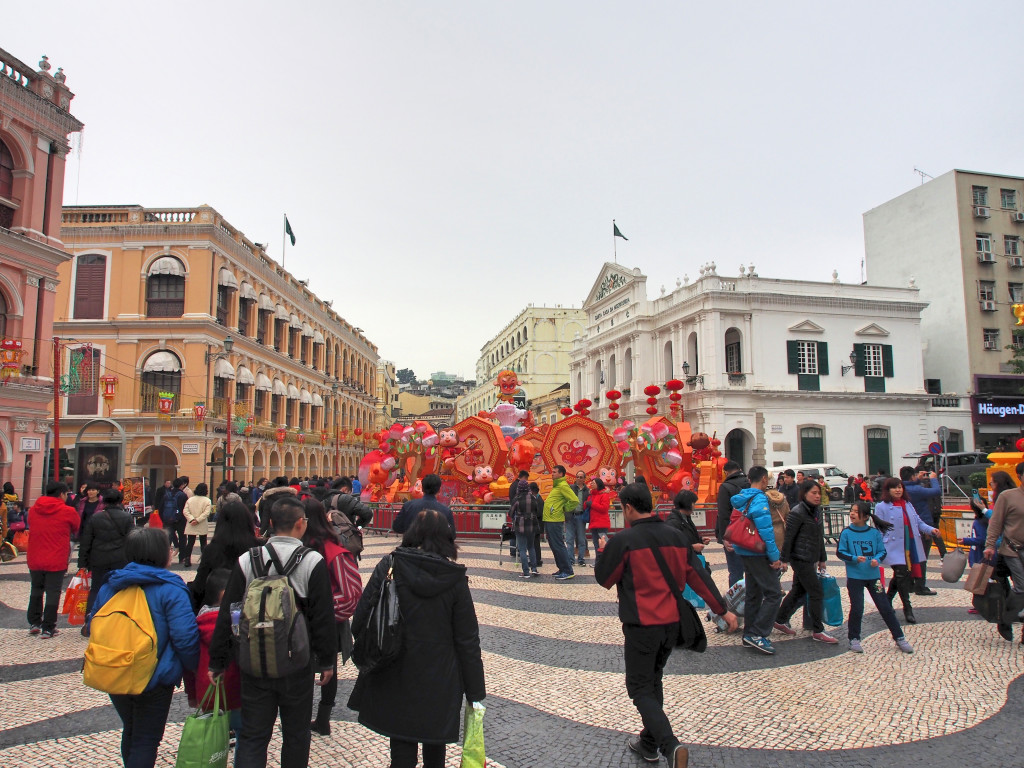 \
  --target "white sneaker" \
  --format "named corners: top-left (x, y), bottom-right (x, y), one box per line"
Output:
top-left (849, 639), bottom-right (863, 653)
